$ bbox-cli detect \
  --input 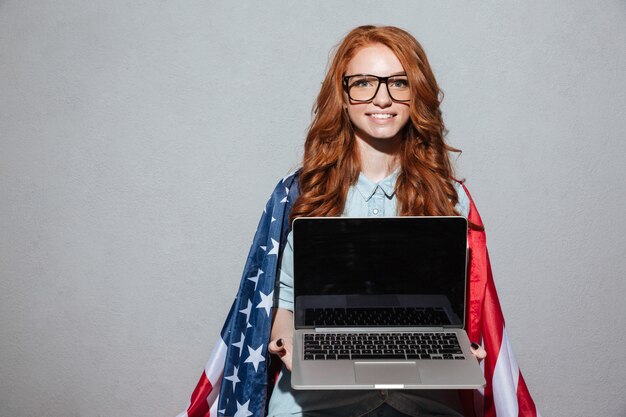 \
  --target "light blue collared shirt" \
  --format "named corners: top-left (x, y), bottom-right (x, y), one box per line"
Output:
top-left (276, 171), bottom-right (469, 312)
top-left (268, 171), bottom-right (469, 417)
